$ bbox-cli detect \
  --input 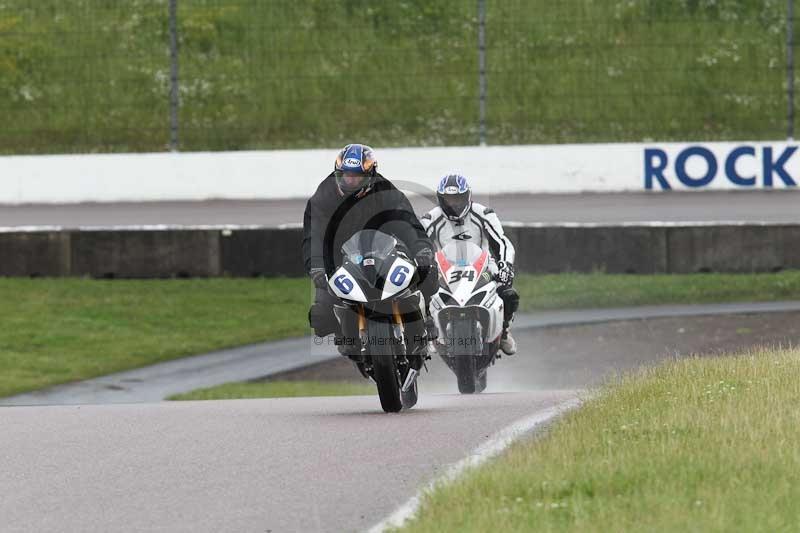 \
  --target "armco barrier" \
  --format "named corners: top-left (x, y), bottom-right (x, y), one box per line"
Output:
top-left (0, 224), bottom-right (797, 278)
